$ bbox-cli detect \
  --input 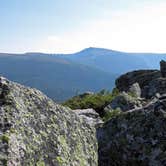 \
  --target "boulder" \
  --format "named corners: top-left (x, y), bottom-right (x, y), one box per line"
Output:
top-left (115, 61), bottom-right (166, 99)
top-left (115, 70), bottom-right (161, 98)
top-left (73, 108), bottom-right (103, 127)
top-left (98, 97), bottom-right (166, 166)
top-left (0, 77), bottom-right (98, 166)
top-left (147, 78), bottom-right (166, 98)
top-left (104, 92), bottom-right (142, 112)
